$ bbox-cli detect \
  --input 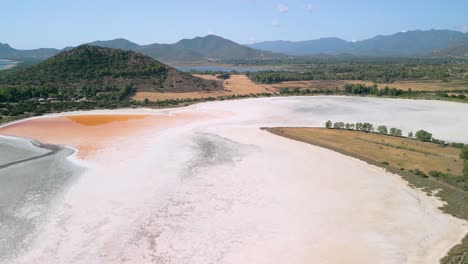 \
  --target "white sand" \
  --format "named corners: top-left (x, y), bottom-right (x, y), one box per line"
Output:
top-left (6, 96), bottom-right (468, 264)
